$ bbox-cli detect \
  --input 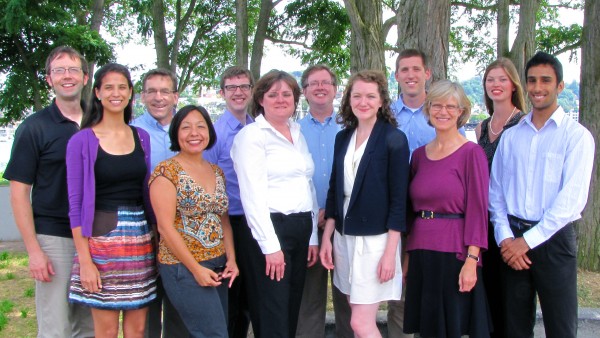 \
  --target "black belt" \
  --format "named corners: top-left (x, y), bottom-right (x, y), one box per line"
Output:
top-left (508, 214), bottom-right (539, 230)
top-left (419, 210), bottom-right (464, 219)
